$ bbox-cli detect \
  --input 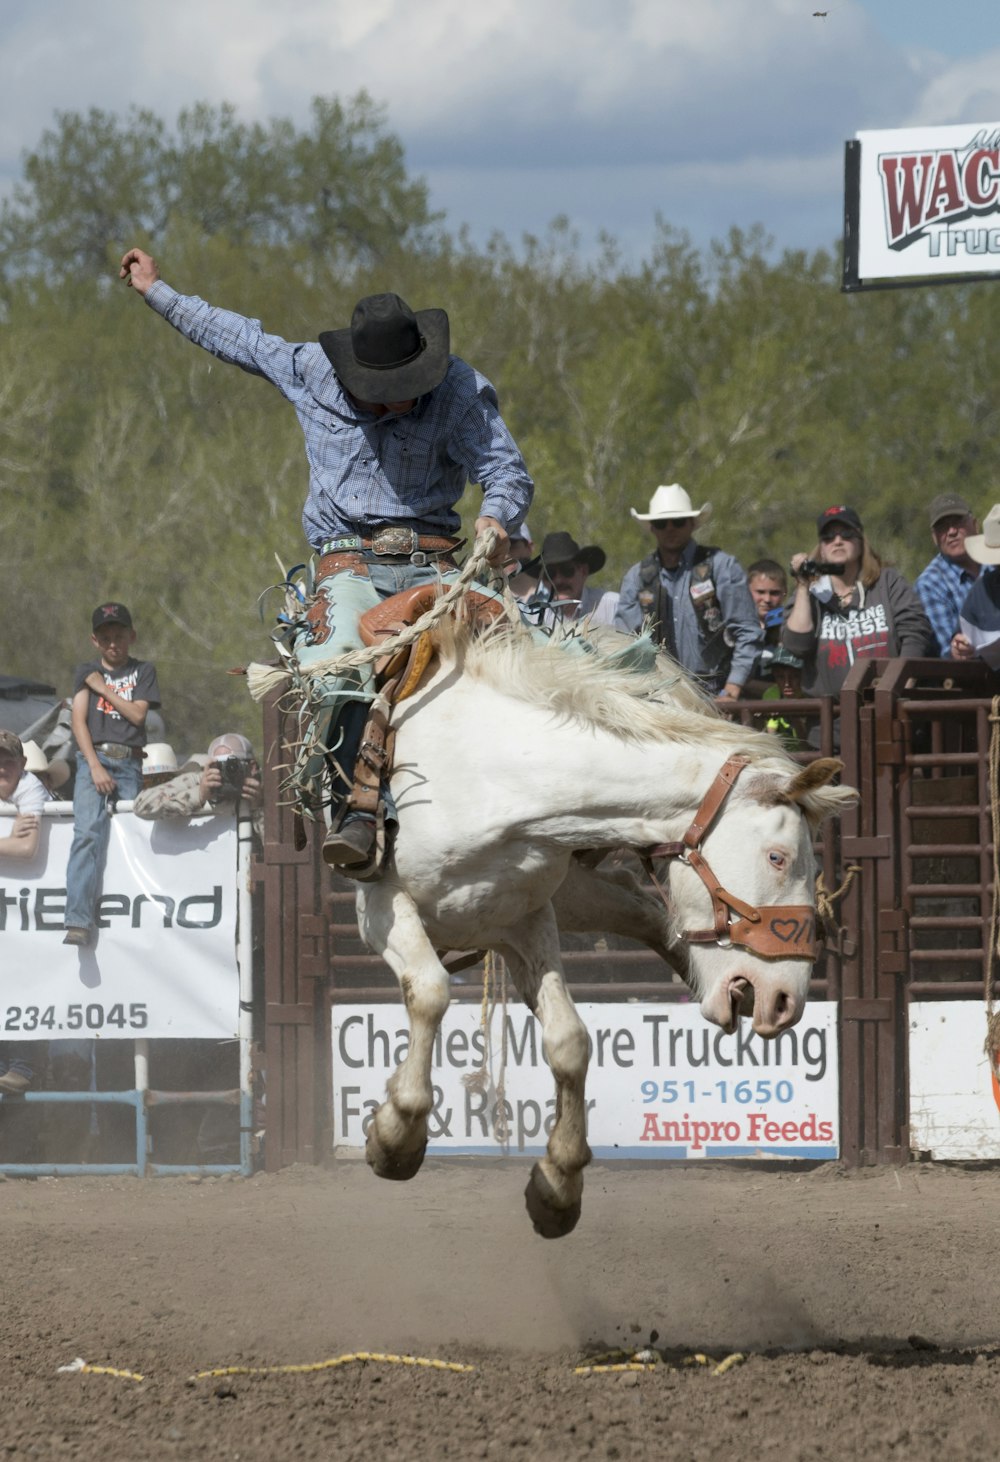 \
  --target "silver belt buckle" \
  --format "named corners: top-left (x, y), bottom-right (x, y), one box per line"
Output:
top-left (100, 743), bottom-right (127, 761)
top-left (372, 527), bottom-right (417, 556)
